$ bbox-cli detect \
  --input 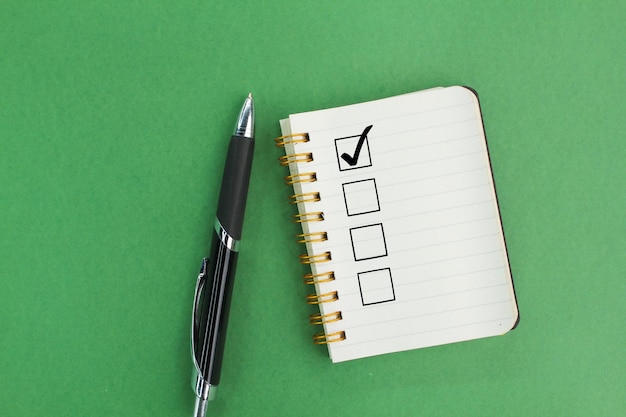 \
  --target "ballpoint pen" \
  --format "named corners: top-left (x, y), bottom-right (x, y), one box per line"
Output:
top-left (190, 94), bottom-right (255, 417)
